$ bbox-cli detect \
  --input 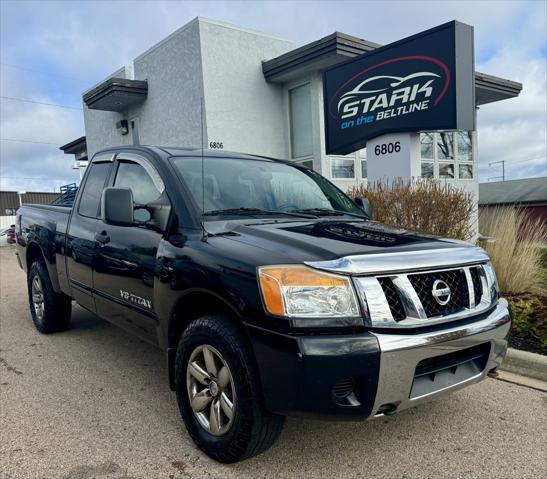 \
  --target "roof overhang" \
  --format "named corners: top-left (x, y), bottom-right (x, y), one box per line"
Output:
top-left (263, 32), bottom-right (522, 105)
top-left (263, 32), bottom-right (379, 83)
top-left (60, 136), bottom-right (86, 154)
top-left (83, 78), bottom-right (148, 112)
top-left (60, 136), bottom-right (88, 161)
top-left (474, 72), bottom-right (522, 105)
